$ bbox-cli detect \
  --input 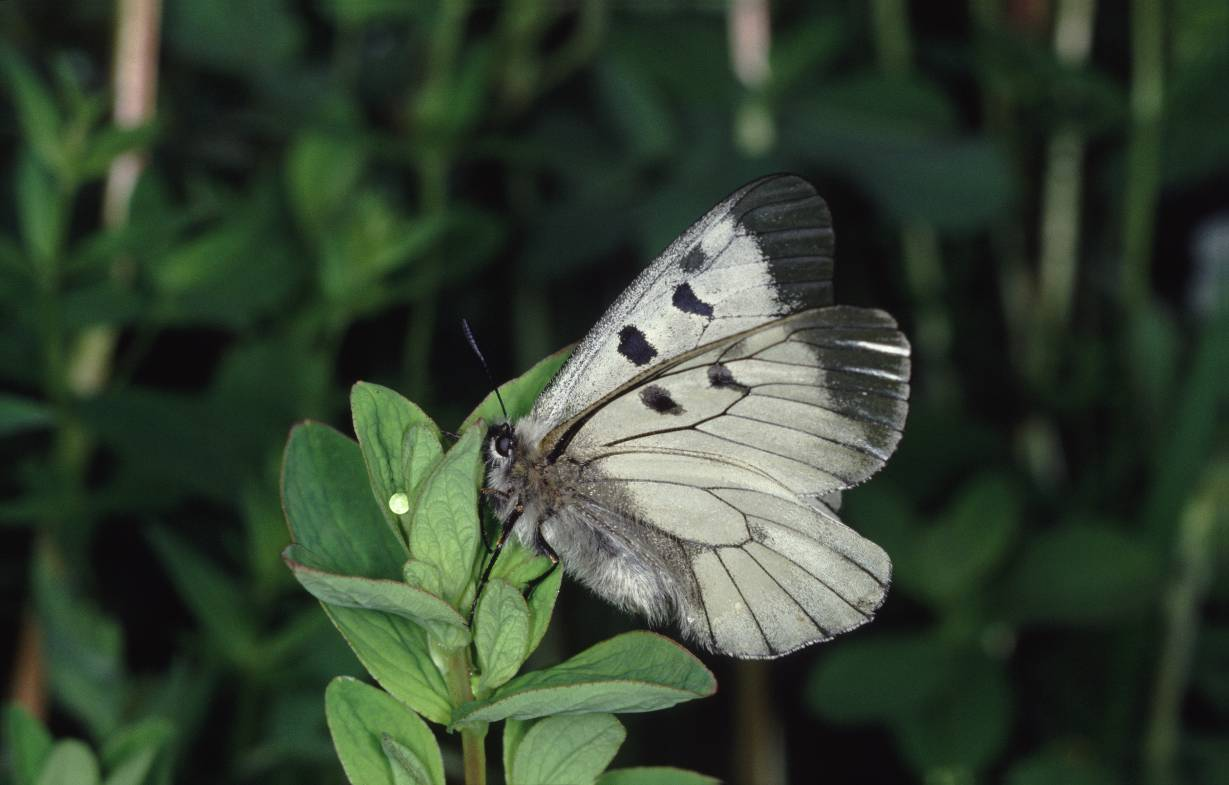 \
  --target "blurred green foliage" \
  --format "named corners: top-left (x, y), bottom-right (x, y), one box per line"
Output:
top-left (1, 1), bottom-right (1227, 784)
